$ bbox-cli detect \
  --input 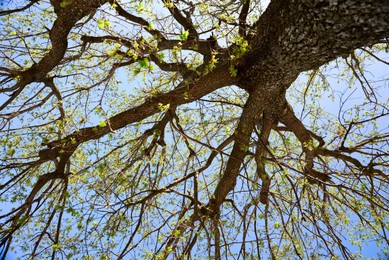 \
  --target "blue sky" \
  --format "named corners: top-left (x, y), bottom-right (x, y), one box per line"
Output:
top-left (1, 1), bottom-right (389, 259)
